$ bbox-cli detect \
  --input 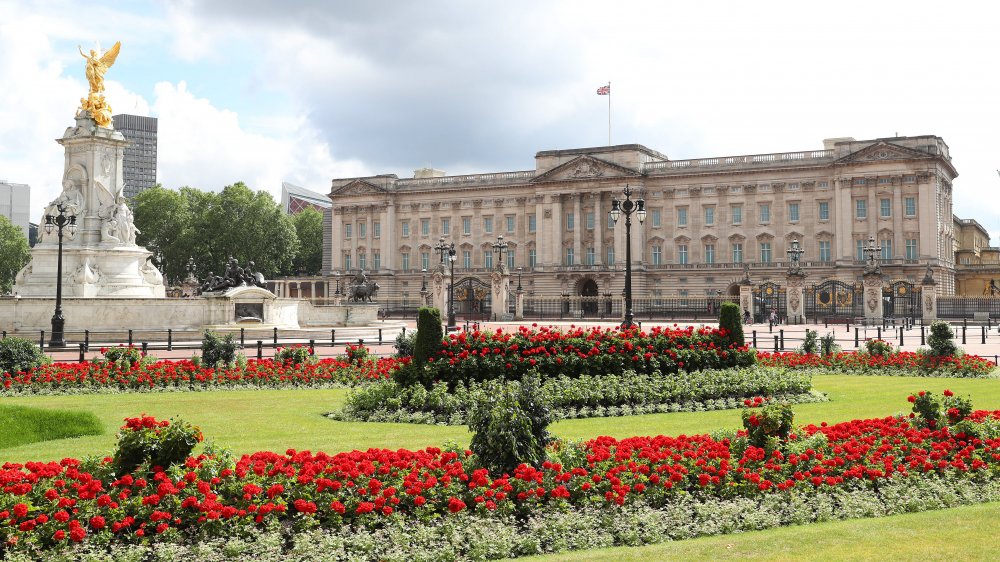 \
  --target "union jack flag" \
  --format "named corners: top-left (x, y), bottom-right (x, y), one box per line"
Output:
top-left (596, 84), bottom-right (610, 95)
